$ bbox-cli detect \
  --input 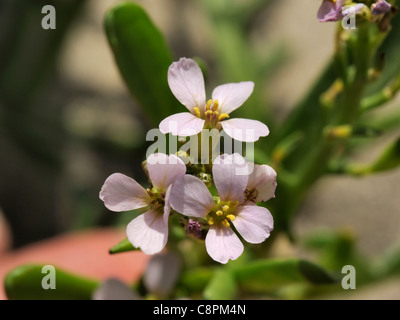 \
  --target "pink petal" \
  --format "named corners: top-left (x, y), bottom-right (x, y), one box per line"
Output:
top-left (317, 0), bottom-right (344, 22)
top-left (170, 174), bottom-right (215, 218)
top-left (221, 118), bottom-right (269, 142)
top-left (146, 153), bottom-right (186, 192)
top-left (247, 164), bottom-right (277, 202)
top-left (163, 185), bottom-right (172, 226)
top-left (213, 153), bottom-right (249, 203)
top-left (159, 112), bottom-right (205, 136)
top-left (205, 226), bottom-right (244, 264)
top-left (99, 173), bottom-right (150, 212)
top-left (232, 205), bottom-right (273, 244)
top-left (168, 58), bottom-right (206, 113)
top-left (212, 82), bottom-right (254, 114)
top-left (126, 209), bottom-right (168, 255)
